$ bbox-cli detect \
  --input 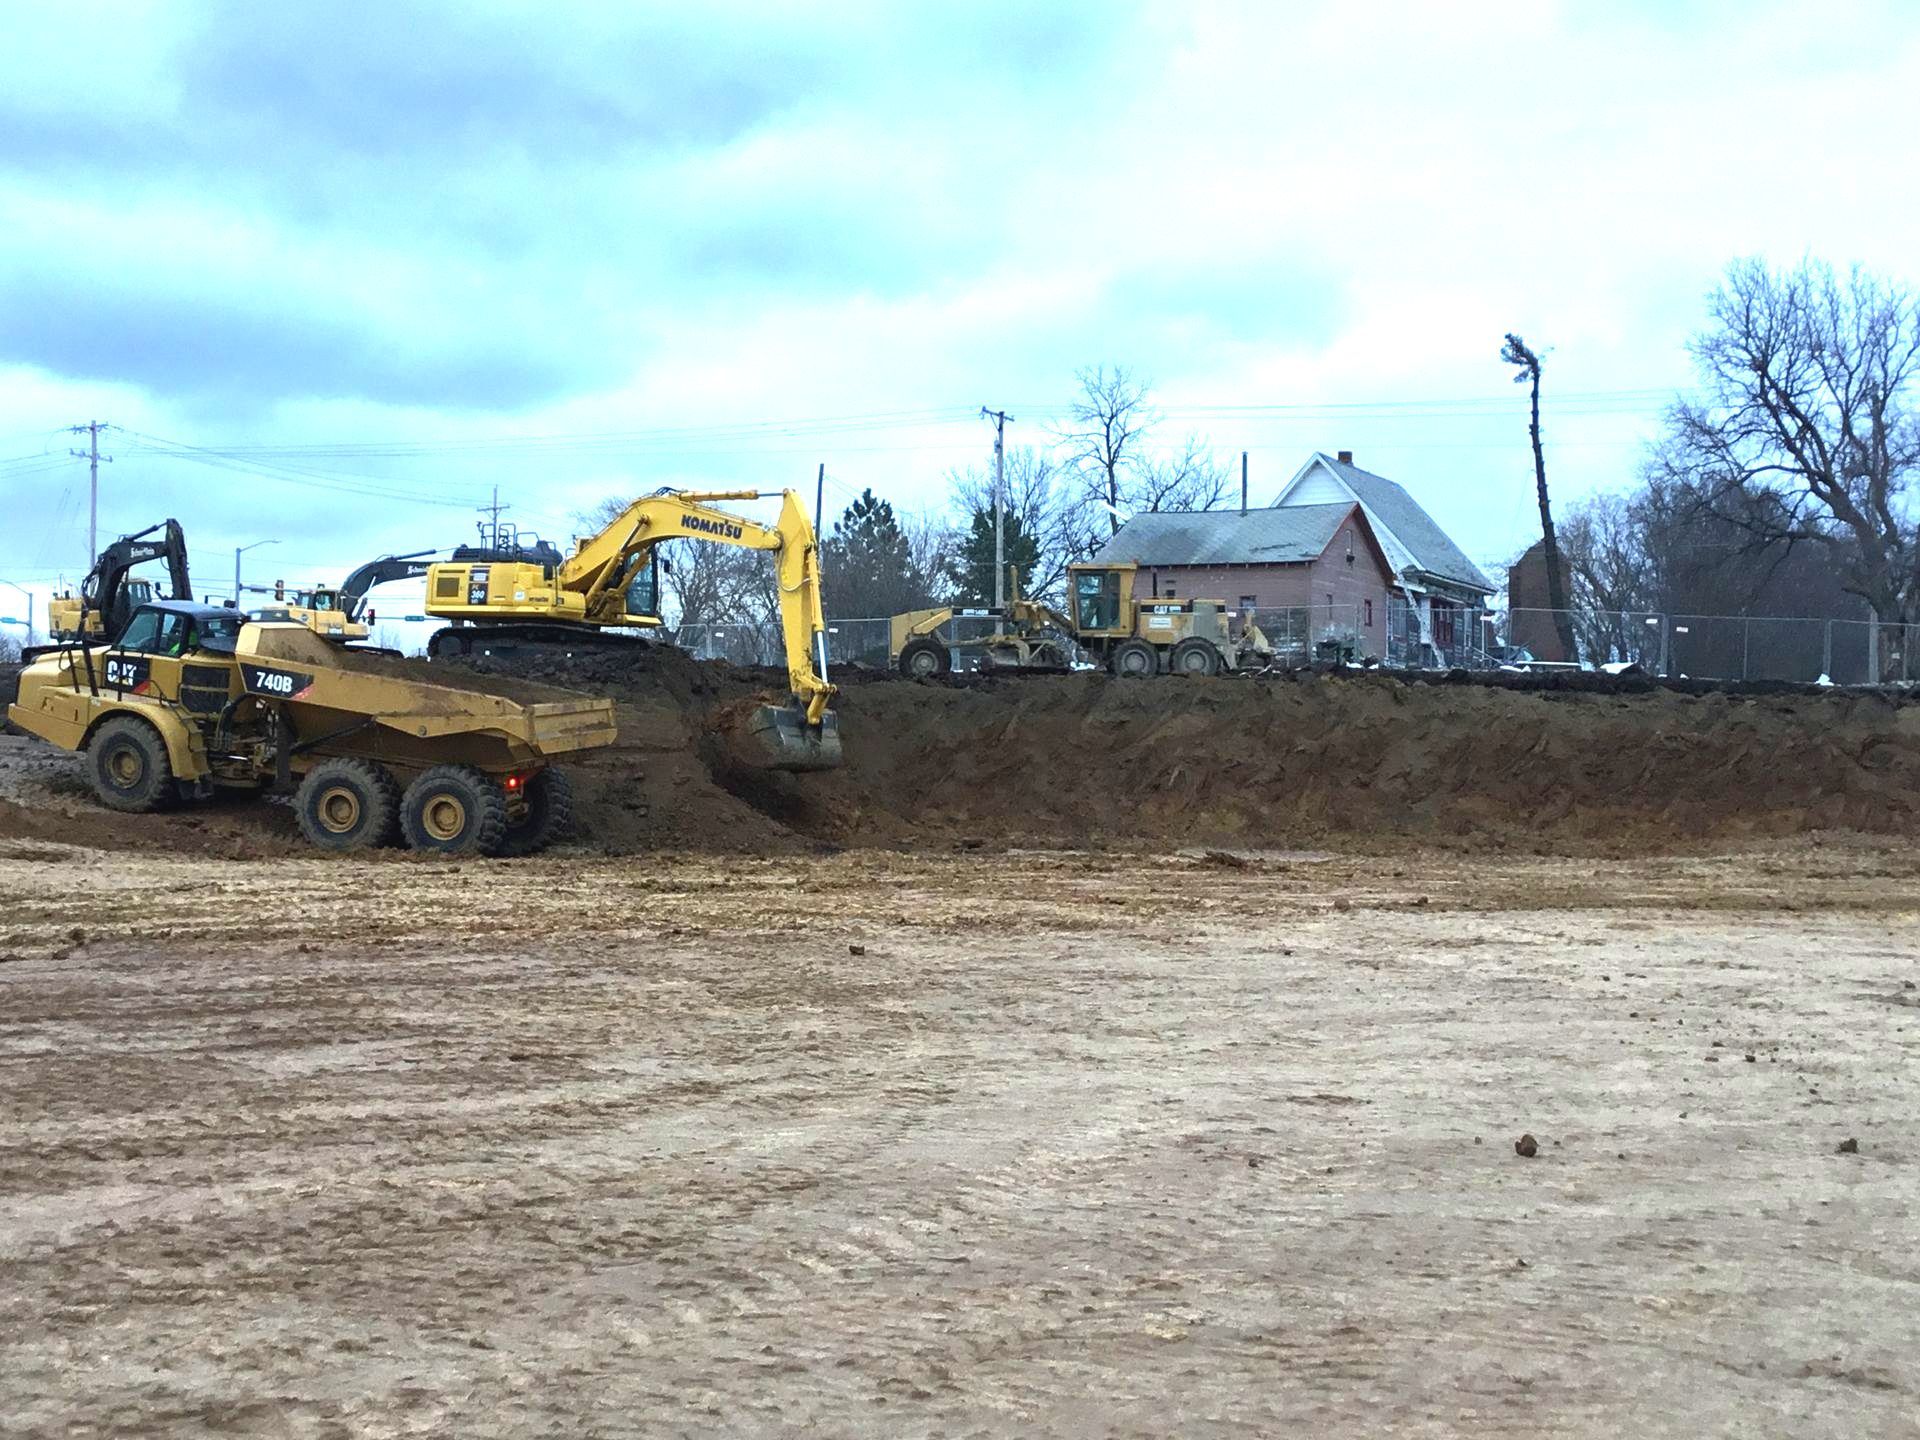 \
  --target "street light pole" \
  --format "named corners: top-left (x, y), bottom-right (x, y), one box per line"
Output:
top-left (234, 540), bottom-right (280, 608)
top-left (0, 580), bottom-right (32, 643)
